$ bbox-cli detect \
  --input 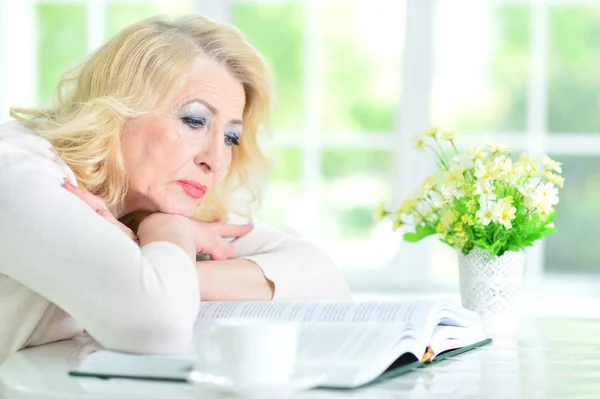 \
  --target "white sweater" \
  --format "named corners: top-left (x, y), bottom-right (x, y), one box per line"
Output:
top-left (0, 121), bottom-right (351, 364)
